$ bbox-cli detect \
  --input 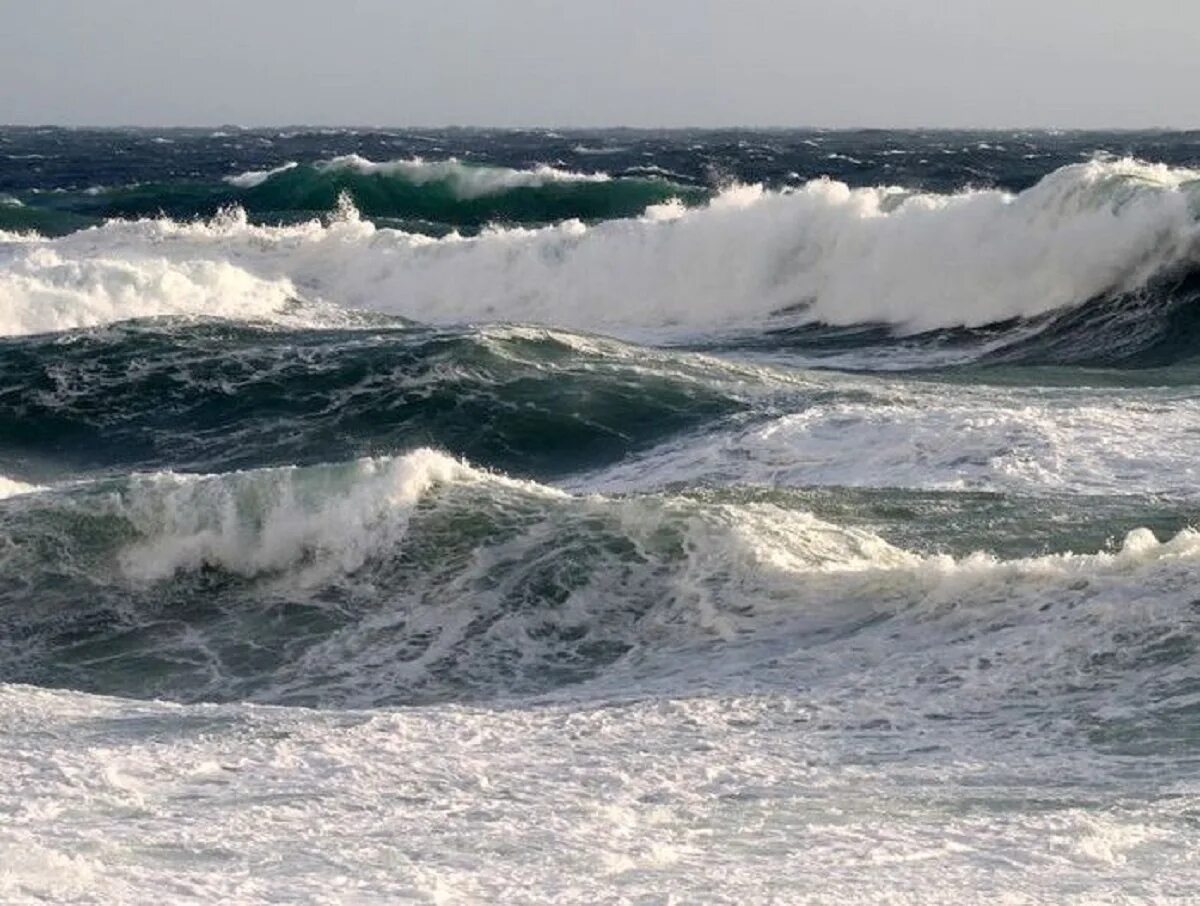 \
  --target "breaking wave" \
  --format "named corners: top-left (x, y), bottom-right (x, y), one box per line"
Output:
top-left (3, 158), bottom-right (1198, 350)
top-left (1, 450), bottom-right (1198, 710)
top-left (16, 156), bottom-right (705, 233)
top-left (227, 155), bottom-right (611, 197)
